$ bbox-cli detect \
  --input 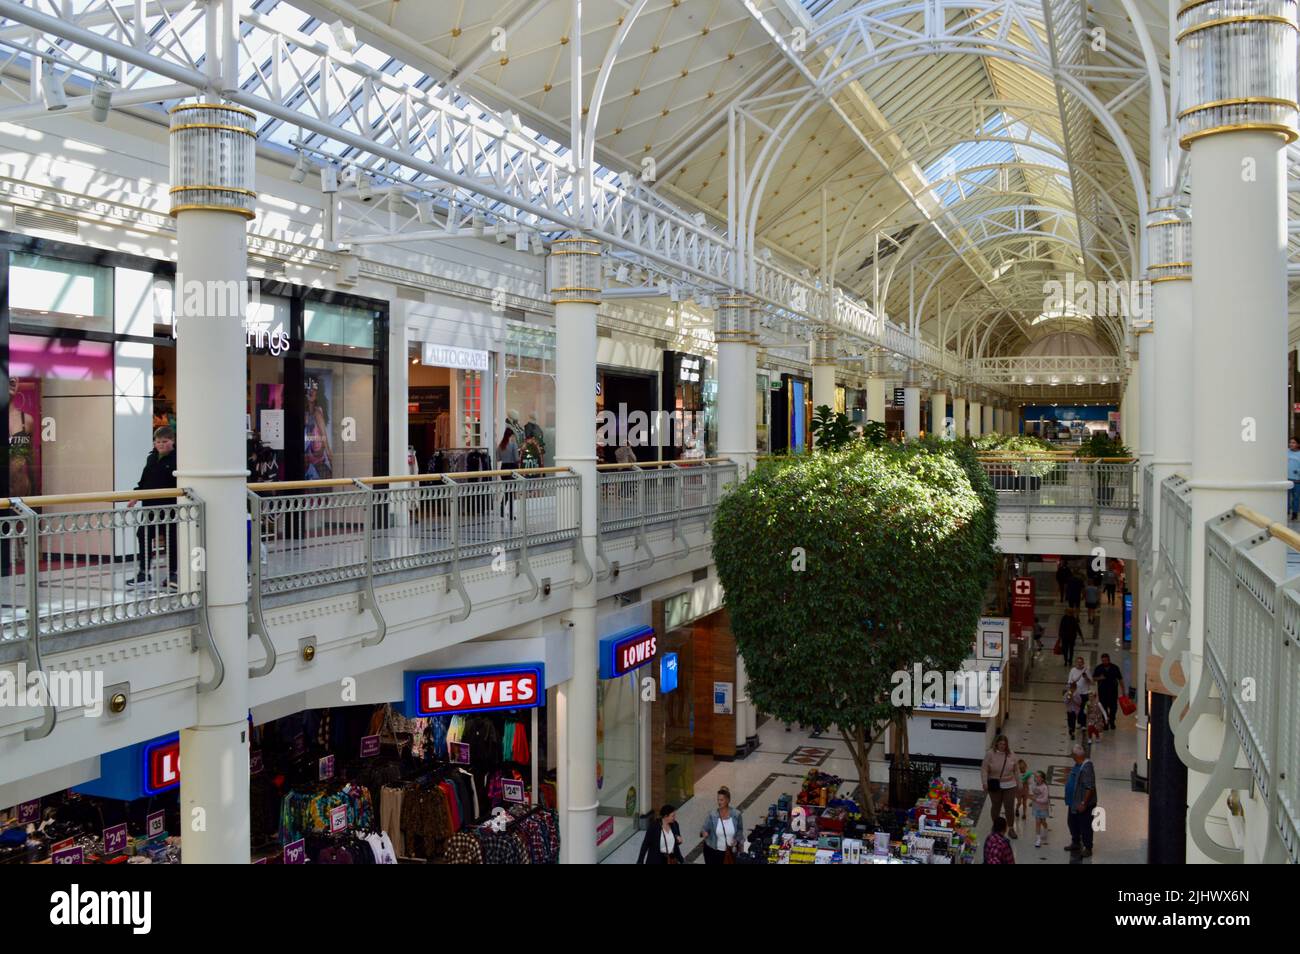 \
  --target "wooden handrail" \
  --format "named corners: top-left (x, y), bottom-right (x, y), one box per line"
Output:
top-left (0, 488), bottom-right (186, 509)
top-left (596, 457), bottom-right (731, 471)
top-left (1233, 505), bottom-right (1300, 551)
